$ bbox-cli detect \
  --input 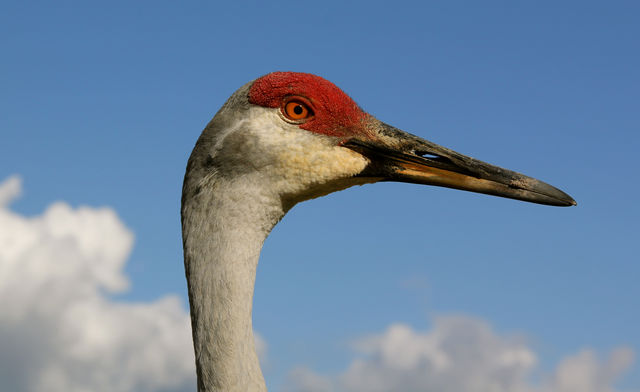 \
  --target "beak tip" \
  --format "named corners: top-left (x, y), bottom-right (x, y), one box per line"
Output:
top-left (345, 122), bottom-right (578, 208)
top-left (556, 189), bottom-right (577, 207)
